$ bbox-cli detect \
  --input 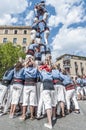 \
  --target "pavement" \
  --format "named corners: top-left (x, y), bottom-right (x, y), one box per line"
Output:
top-left (0, 100), bottom-right (86, 130)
